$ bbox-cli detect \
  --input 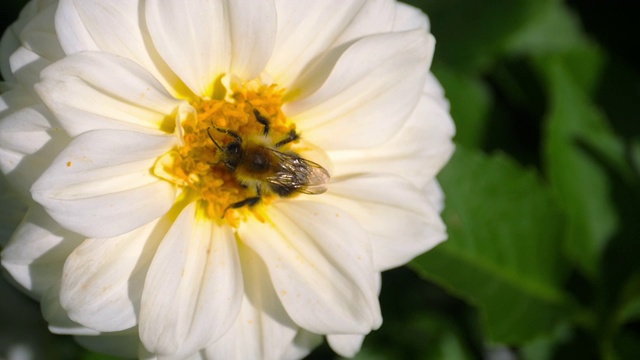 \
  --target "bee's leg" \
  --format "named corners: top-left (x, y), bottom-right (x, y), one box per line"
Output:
top-left (206, 127), bottom-right (225, 151)
top-left (212, 126), bottom-right (242, 143)
top-left (253, 109), bottom-right (270, 135)
top-left (221, 186), bottom-right (262, 218)
top-left (275, 129), bottom-right (299, 148)
top-left (222, 196), bottom-right (261, 216)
